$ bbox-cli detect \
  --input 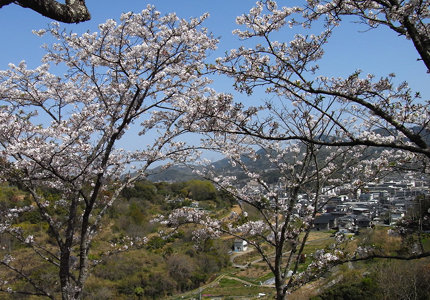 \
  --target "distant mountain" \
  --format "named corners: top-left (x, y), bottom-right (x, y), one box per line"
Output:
top-left (147, 148), bottom-right (279, 183)
top-left (146, 165), bottom-right (200, 182)
top-left (373, 126), bottom-right (430, 145)
top-left (146, 126), bottom-right (430, 183)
